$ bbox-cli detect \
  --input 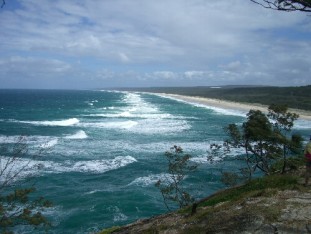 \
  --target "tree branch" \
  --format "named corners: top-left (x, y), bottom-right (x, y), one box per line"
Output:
top-left (250, 0), bottom-right (311, 12)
